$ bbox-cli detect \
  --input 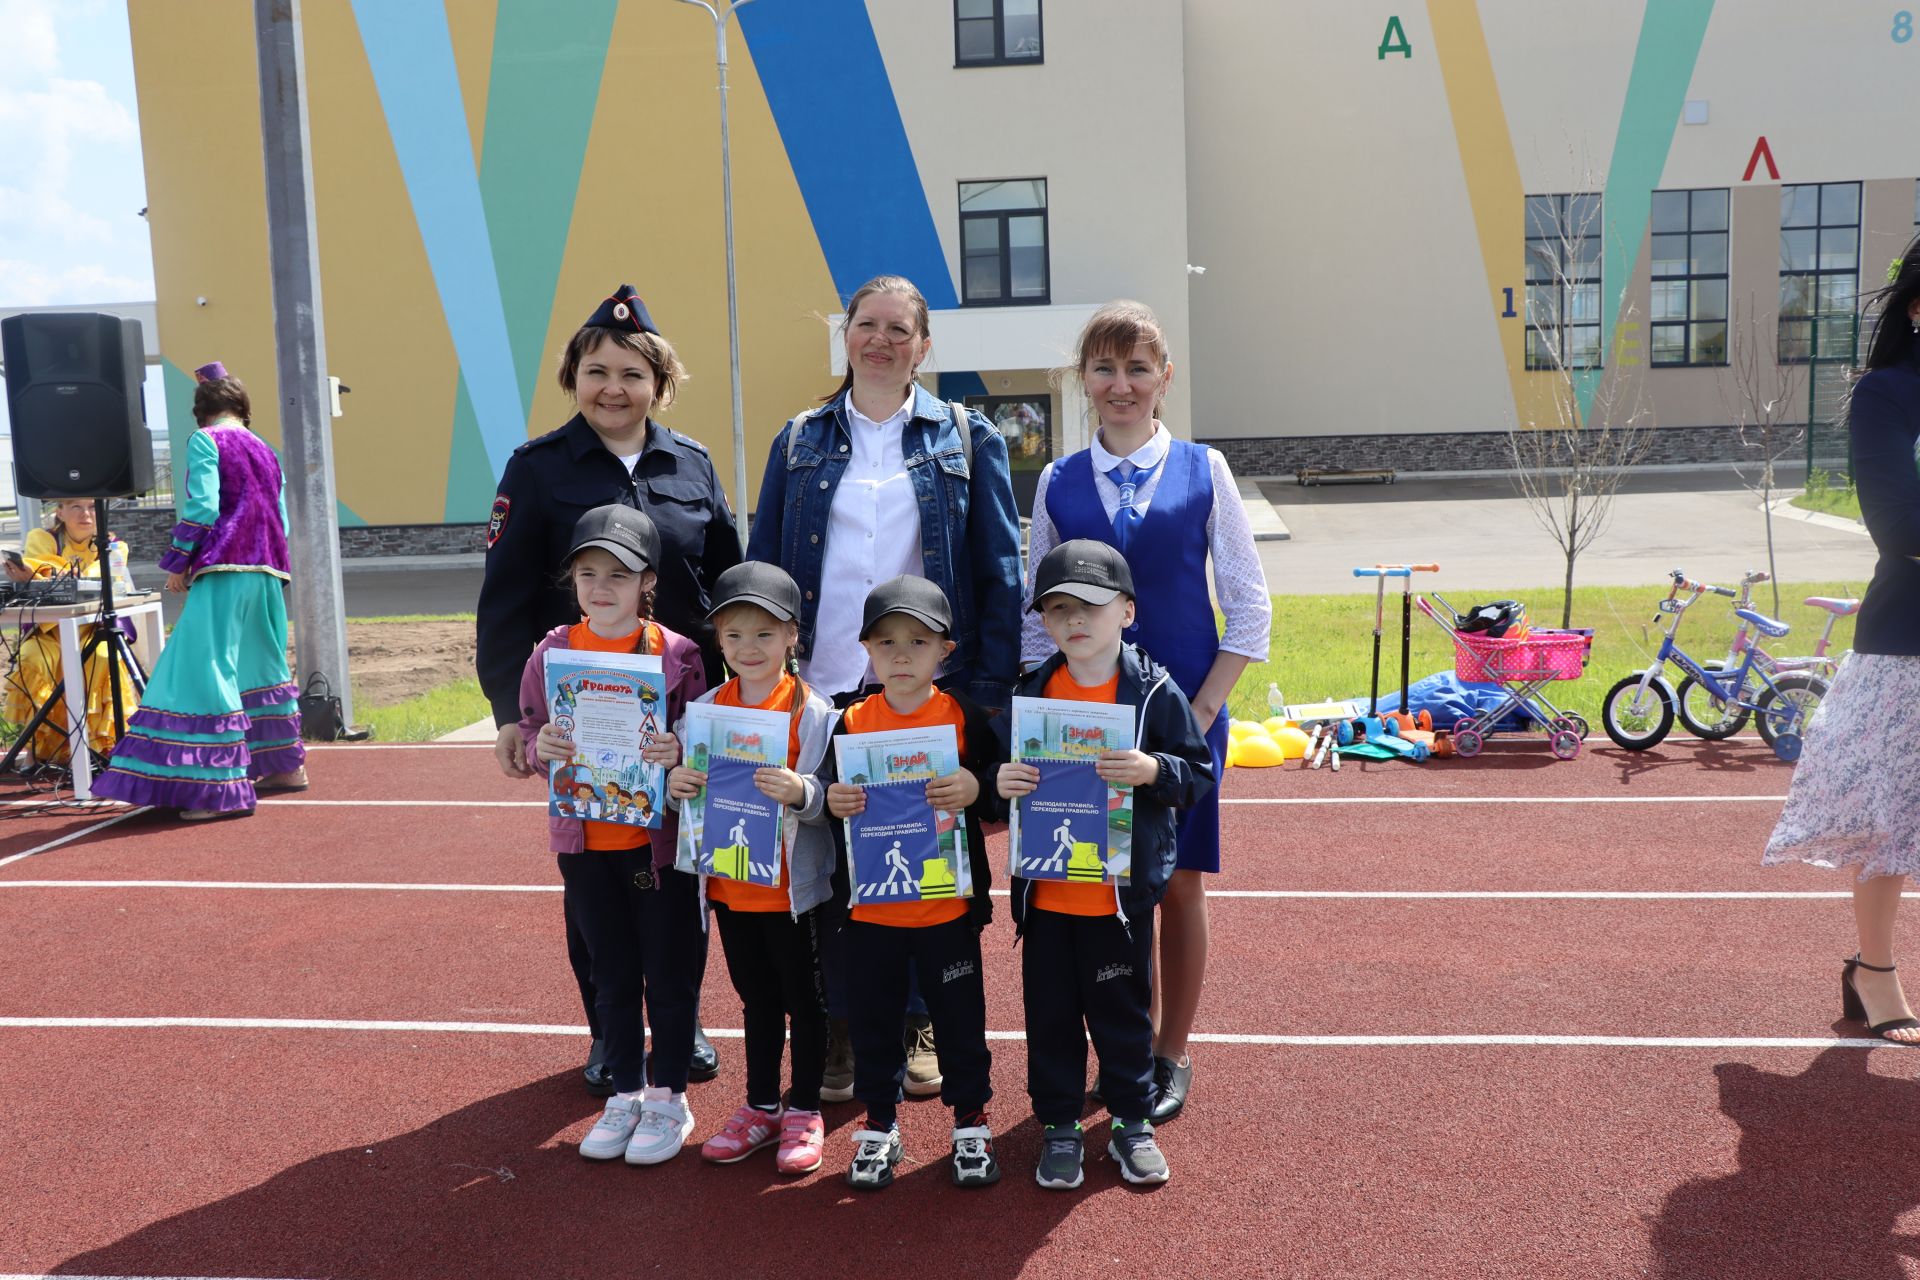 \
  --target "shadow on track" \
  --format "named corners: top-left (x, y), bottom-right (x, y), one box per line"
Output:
top-left (50, 1072), bottom-right (1086, 1280)
top-left (1648, 1048), bottom-right (1920, 1278)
